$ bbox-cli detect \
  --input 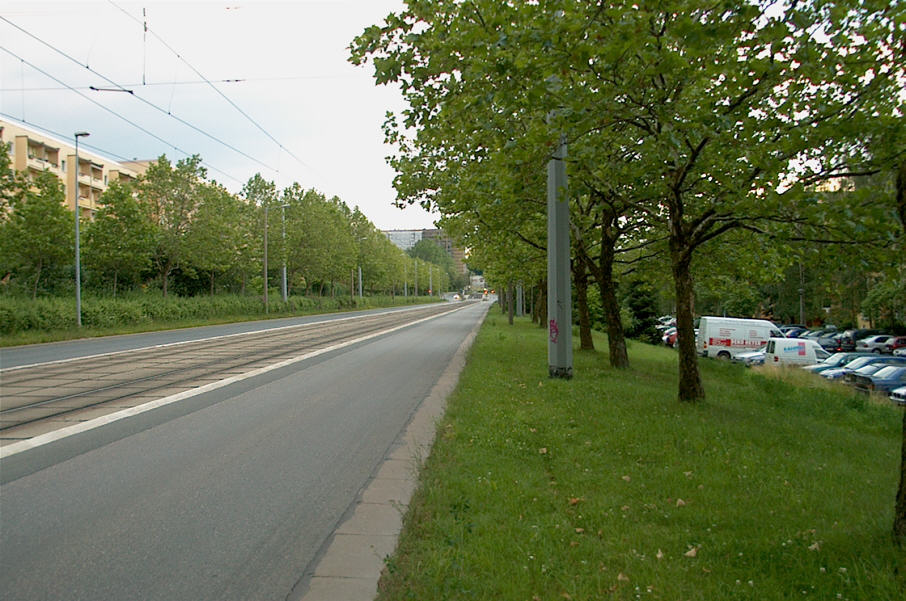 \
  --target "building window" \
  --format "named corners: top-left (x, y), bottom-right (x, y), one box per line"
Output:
top-left (61, 159), bottom-right (66, 172)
